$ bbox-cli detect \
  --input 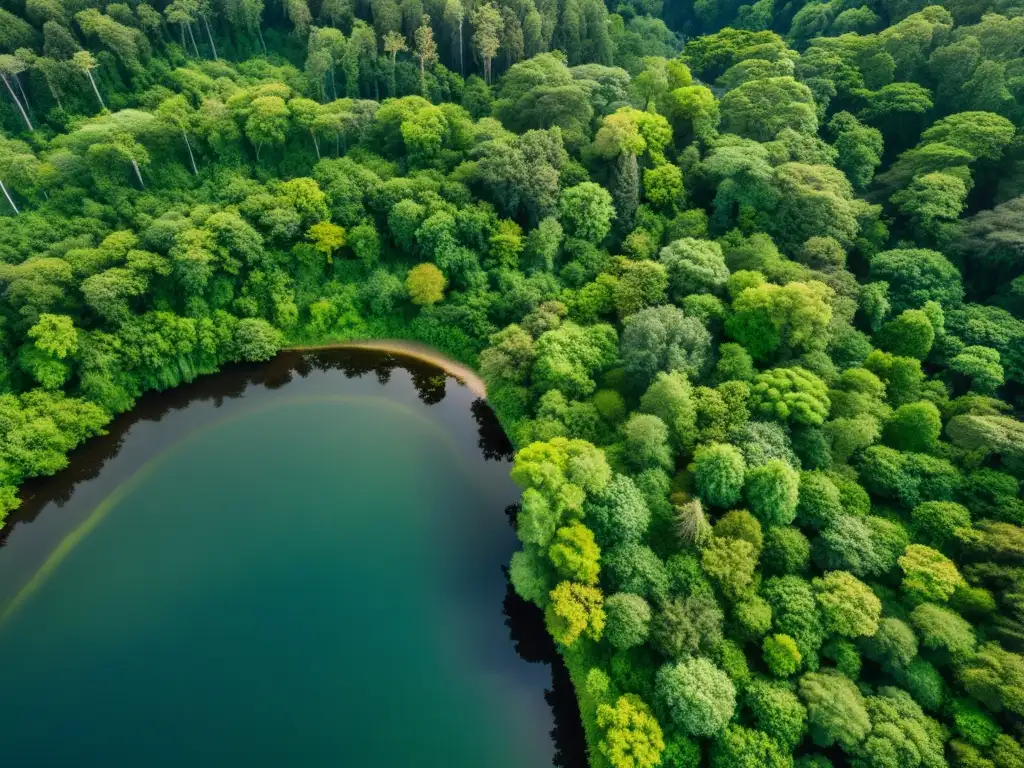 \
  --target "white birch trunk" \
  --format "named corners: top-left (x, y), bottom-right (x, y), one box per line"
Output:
top-left (1, 74), bottom-right (33, 131)
top-left (0, 179), bottom-right (19, 215)
top-left (187, 22), bottom-right (201, 57)
top-left (131, 158), bottom-right (145, 189)
top-left (202, 16), bottom-right (218, 60)
top-left (86, 69), bottom-right (105, 110)
top-left (183, 131), bottom-right (198, 174)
